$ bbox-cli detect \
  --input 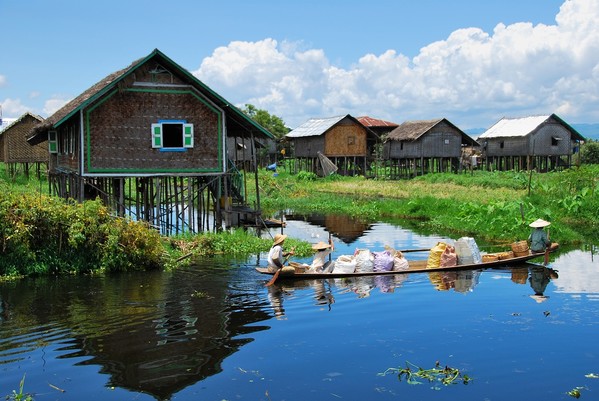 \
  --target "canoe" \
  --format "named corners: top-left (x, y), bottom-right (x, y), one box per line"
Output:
top-left (256, 251), bottom-right (550, 279)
